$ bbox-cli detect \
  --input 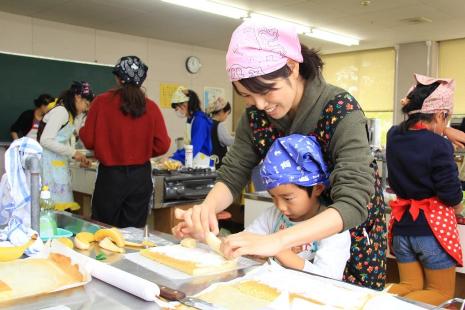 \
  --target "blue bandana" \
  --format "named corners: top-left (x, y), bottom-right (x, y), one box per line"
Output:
top-left (260, 134), bottom-right (329, 190)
